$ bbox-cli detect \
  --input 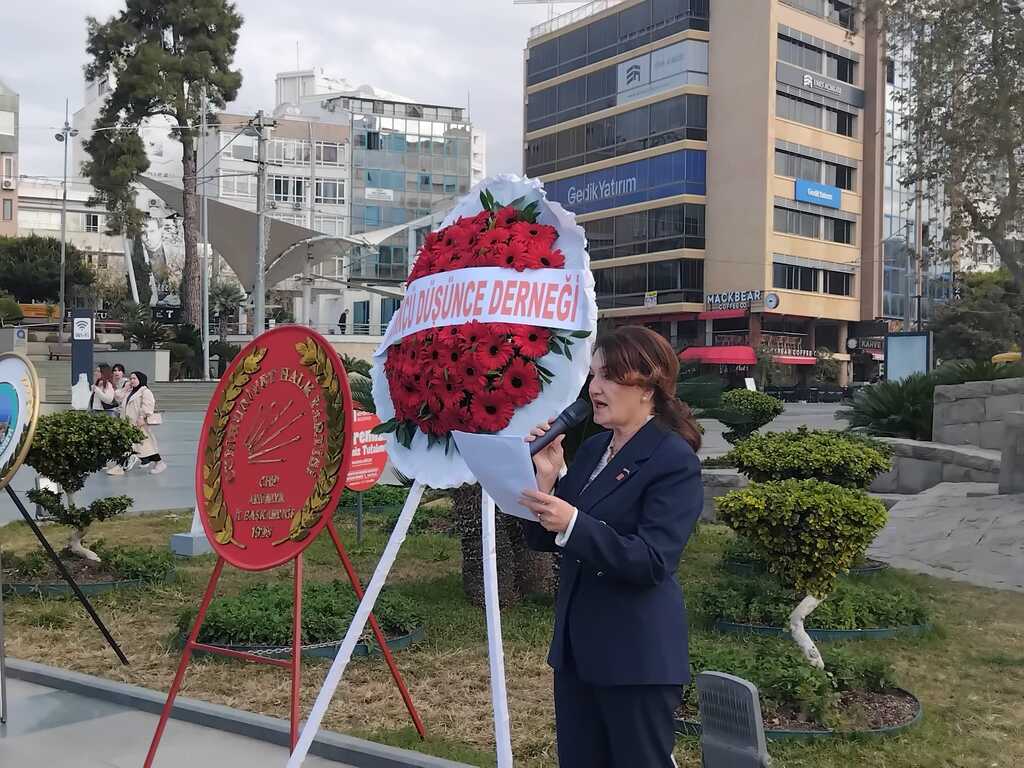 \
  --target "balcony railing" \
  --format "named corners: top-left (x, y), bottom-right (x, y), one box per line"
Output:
top-left (529, 0), bottom-right (631, 39)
